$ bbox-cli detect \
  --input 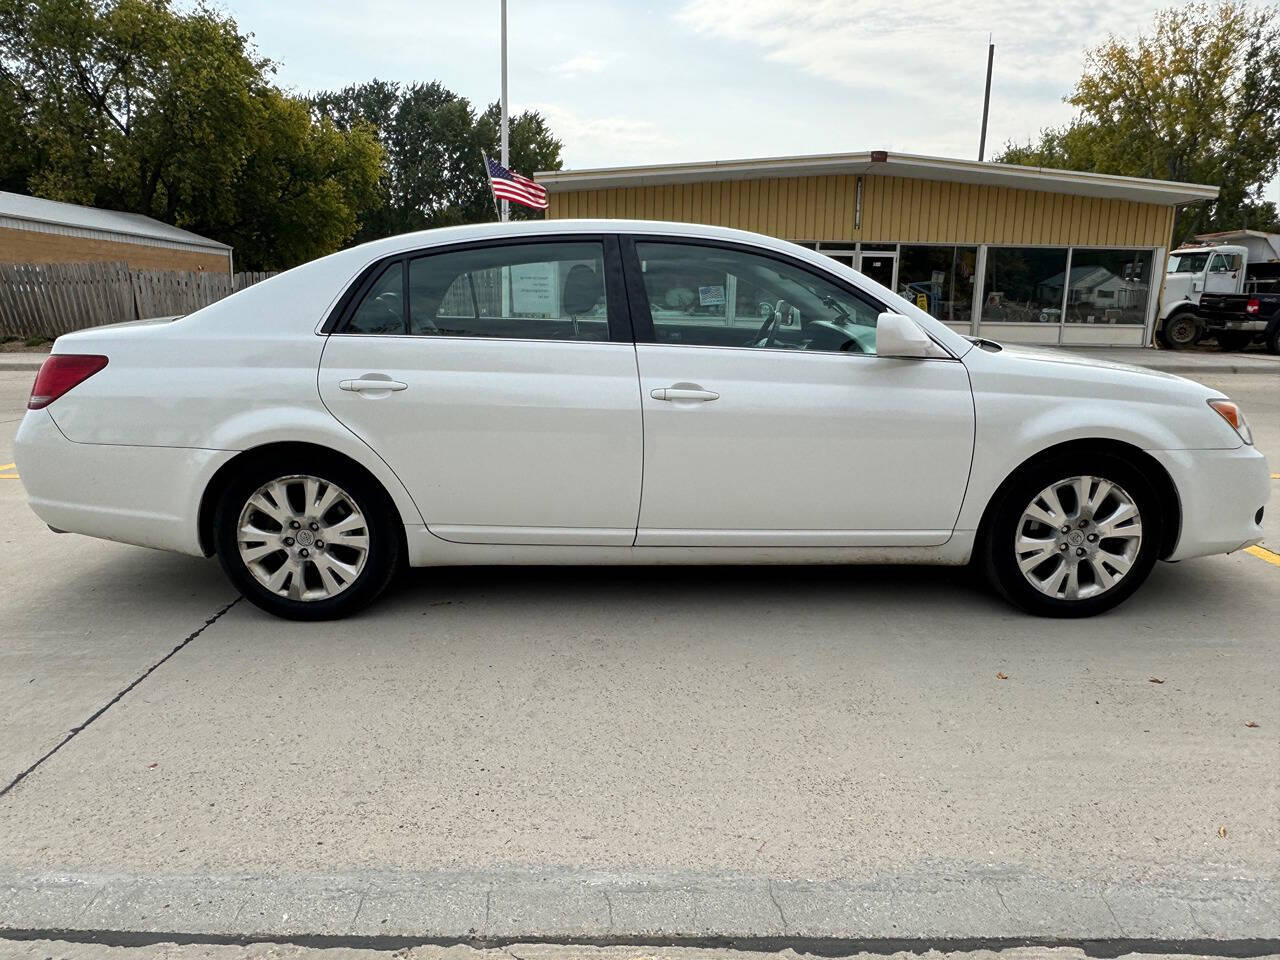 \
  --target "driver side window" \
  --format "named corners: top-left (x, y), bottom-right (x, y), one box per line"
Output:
top-left (635, 242), bottom-right (882, 354)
